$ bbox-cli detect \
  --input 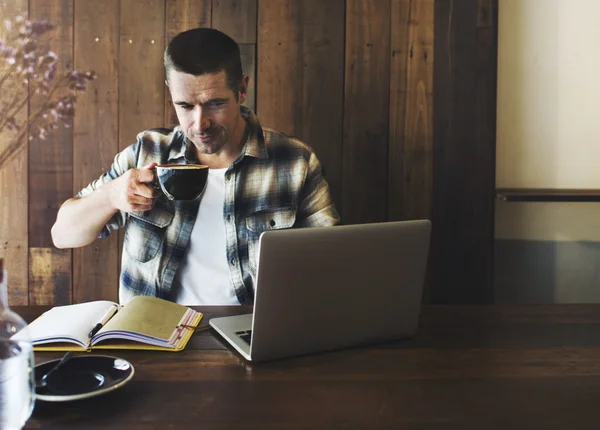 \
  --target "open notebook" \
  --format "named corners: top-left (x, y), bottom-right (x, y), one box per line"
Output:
top-left (17, 296), bottom-right (202, 352)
